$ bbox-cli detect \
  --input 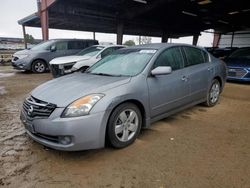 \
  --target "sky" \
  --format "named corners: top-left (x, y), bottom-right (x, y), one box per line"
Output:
top-left (0, 0), bottom-right (214, 47)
